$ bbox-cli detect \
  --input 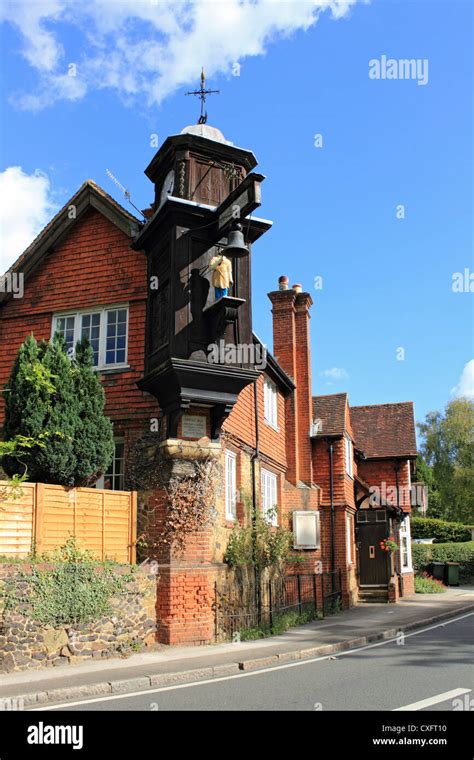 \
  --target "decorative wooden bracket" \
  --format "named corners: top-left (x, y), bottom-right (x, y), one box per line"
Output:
top-left (210, 403), bottom-right (234, 440)
top-left (203, 296), bottom-right (245, 342)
